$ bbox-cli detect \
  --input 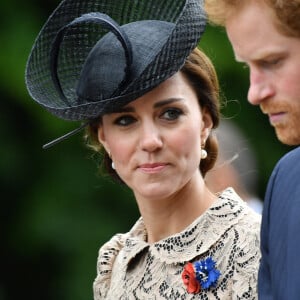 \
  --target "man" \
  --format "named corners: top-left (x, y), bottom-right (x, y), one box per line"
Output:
top-left (205, 1), bottom-right (300, 299)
